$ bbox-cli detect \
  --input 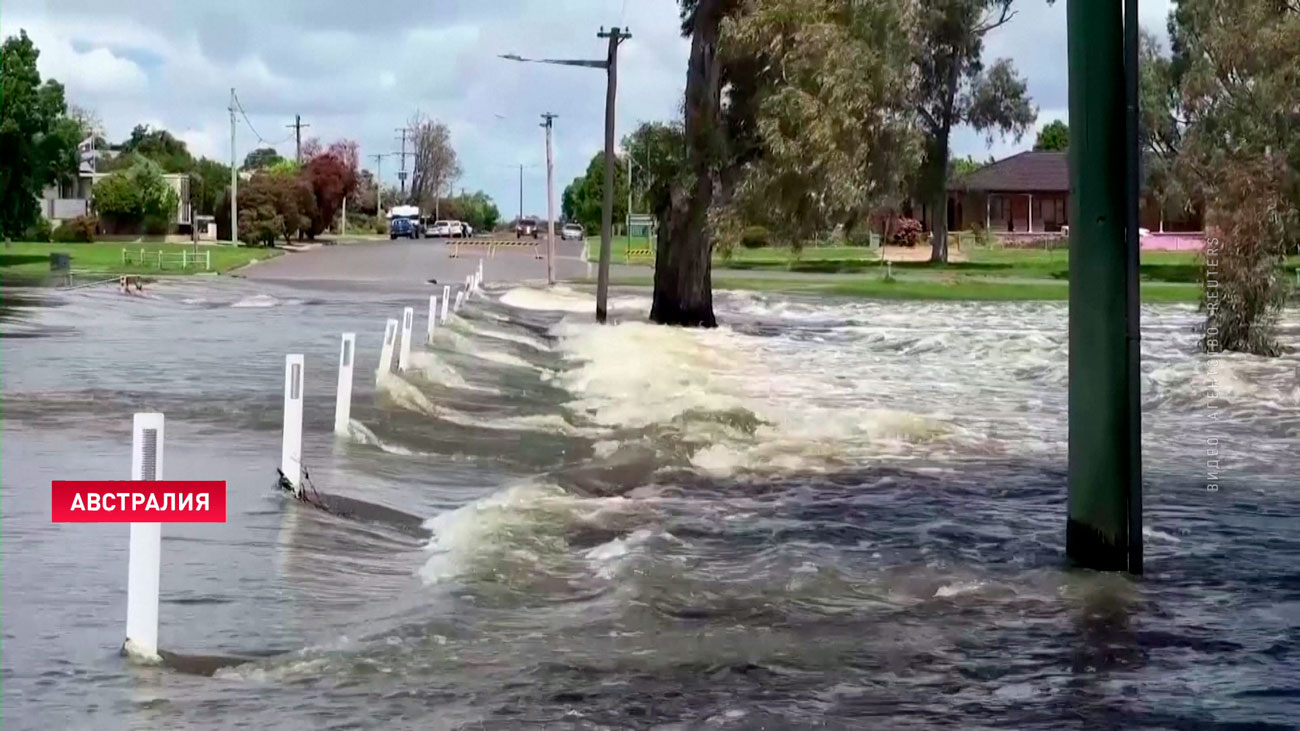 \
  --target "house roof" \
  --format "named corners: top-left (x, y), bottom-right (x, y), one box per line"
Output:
top-left (956, 150), bottom-right (1069, 193)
